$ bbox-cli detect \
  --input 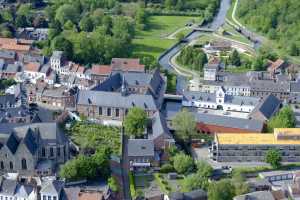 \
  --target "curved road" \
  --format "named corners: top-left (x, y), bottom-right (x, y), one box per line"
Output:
top-left (158, 0), bottom-right (231, 94)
